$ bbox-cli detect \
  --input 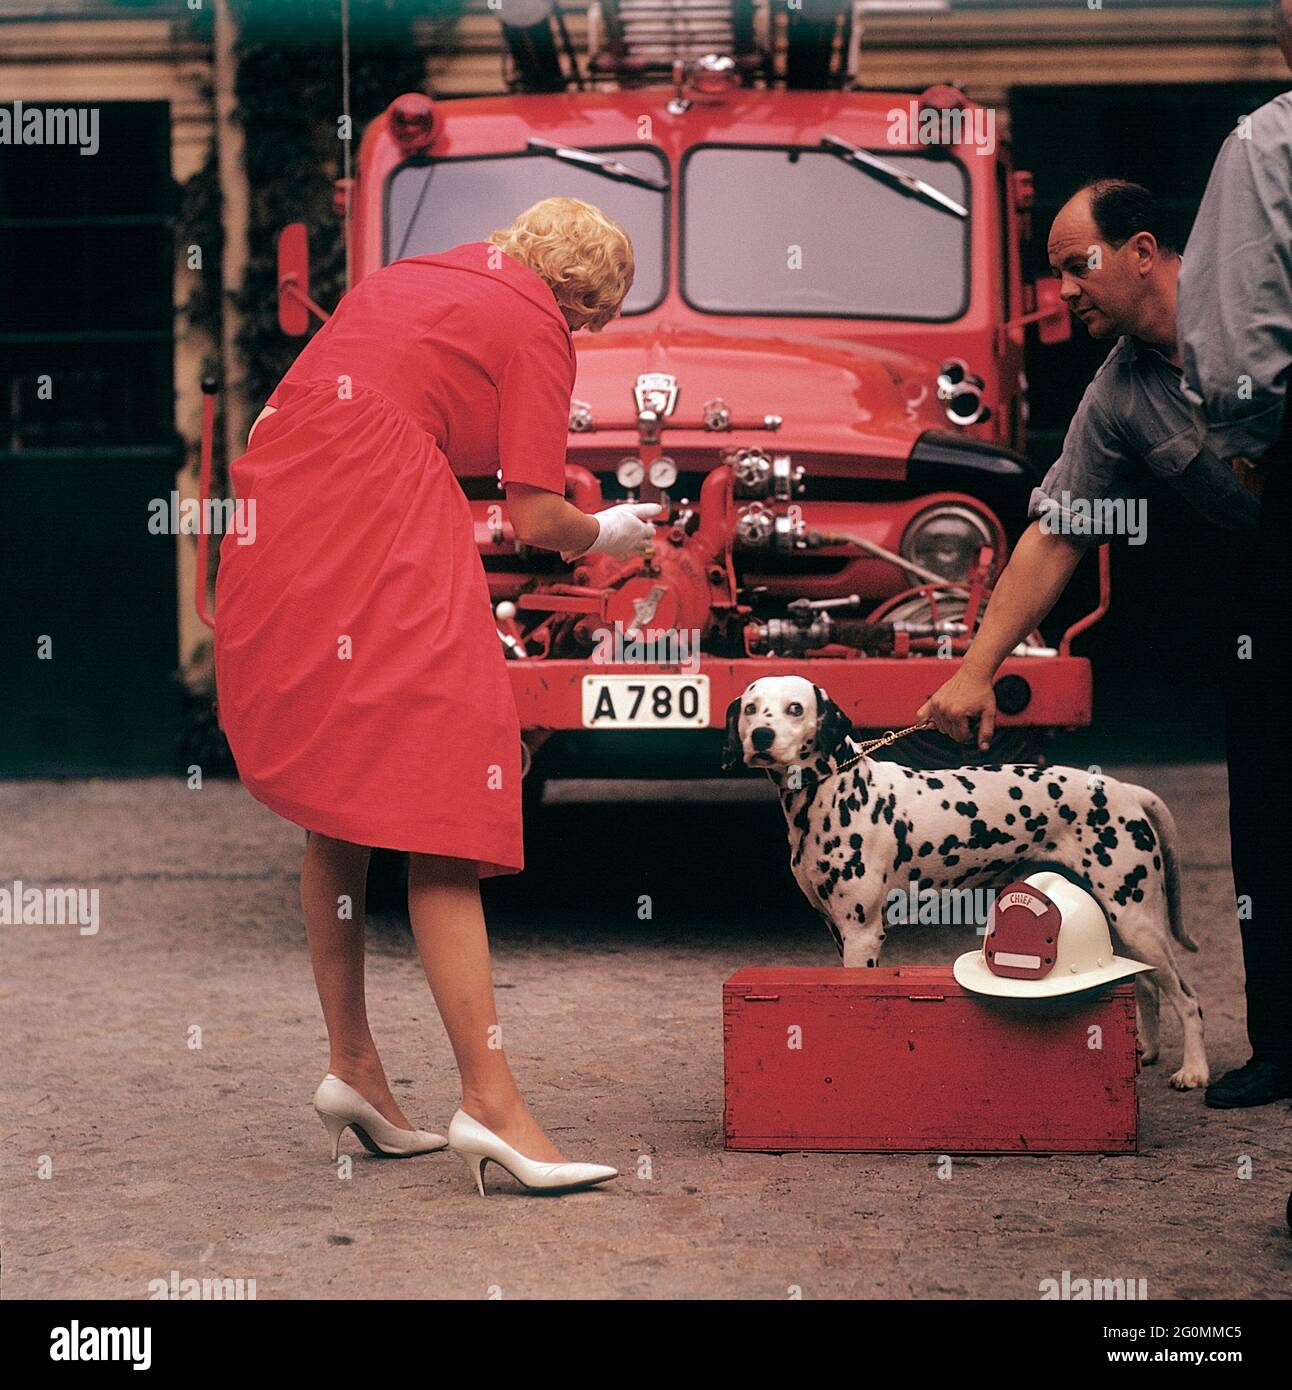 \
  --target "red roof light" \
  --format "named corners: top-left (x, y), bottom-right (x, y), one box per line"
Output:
top-left (388, 93), bottom-right (439, 156)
